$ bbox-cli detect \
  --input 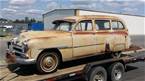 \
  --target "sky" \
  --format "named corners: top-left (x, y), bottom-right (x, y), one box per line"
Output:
top-left (0, 0), bottom-right (145, 20)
